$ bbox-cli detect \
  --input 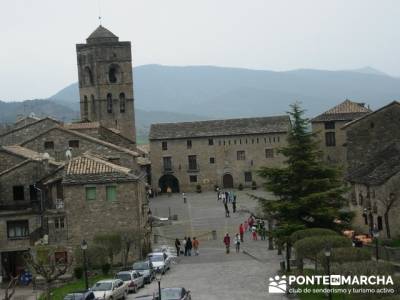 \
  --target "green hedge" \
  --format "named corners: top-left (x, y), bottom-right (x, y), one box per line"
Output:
top-left (316, 247), bottom-right (370, 265)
